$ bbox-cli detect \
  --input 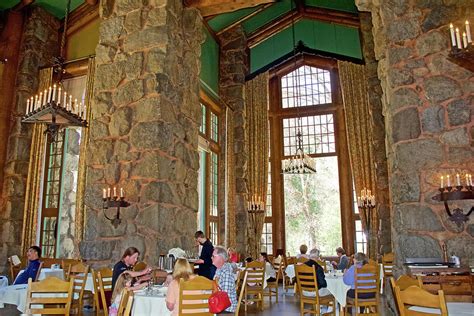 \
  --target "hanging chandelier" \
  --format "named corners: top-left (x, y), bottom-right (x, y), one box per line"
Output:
top-left (281, 2), bottom-right (316, 175)
top-left (21, 0), bottom-right (87, 139)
